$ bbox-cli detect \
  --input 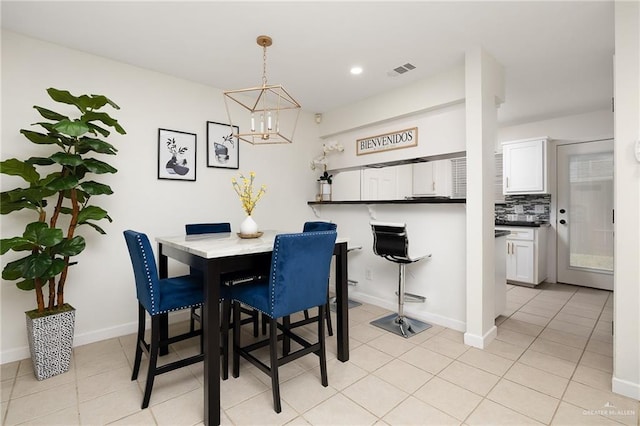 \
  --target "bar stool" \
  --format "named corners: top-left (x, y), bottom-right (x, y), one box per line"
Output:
top-left (369, 221), bottom-right (432, 338)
